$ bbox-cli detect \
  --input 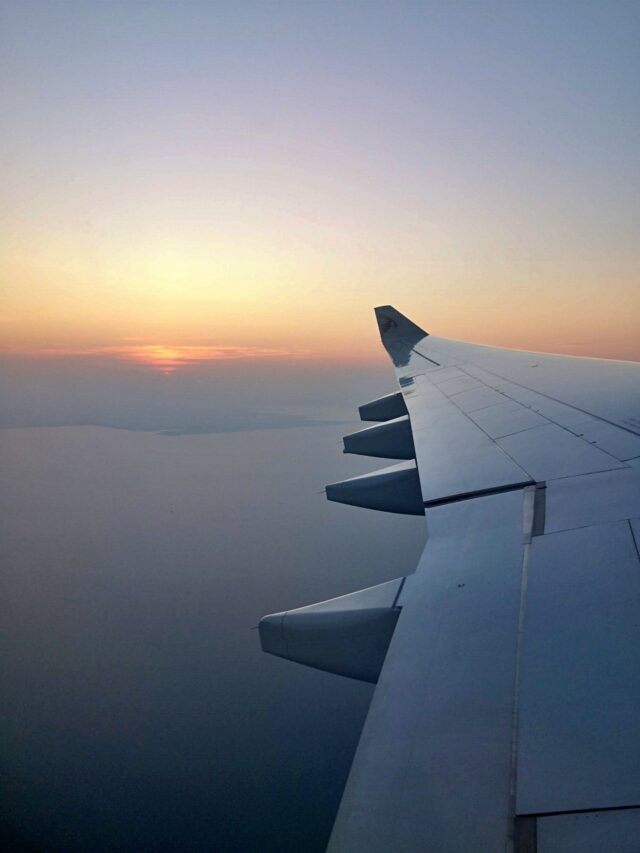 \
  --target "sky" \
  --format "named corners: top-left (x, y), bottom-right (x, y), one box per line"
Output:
top-left (1, 0), bottom-right (640, 369)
